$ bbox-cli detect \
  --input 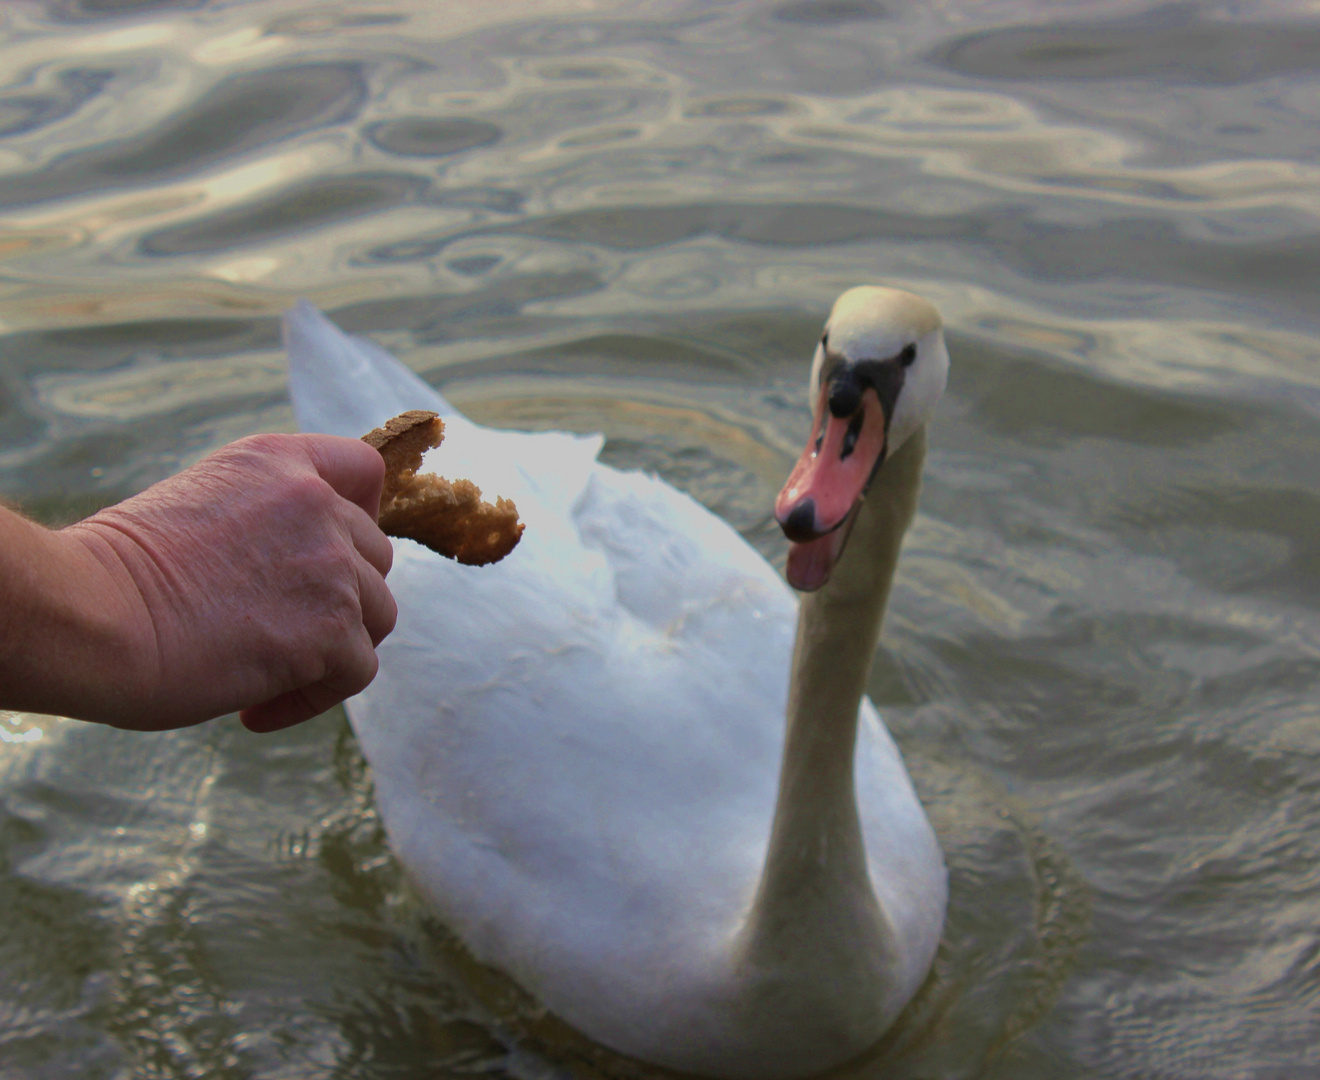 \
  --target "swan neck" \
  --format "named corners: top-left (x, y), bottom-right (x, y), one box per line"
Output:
top-left (742, 427), bottom-right (927, 966)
